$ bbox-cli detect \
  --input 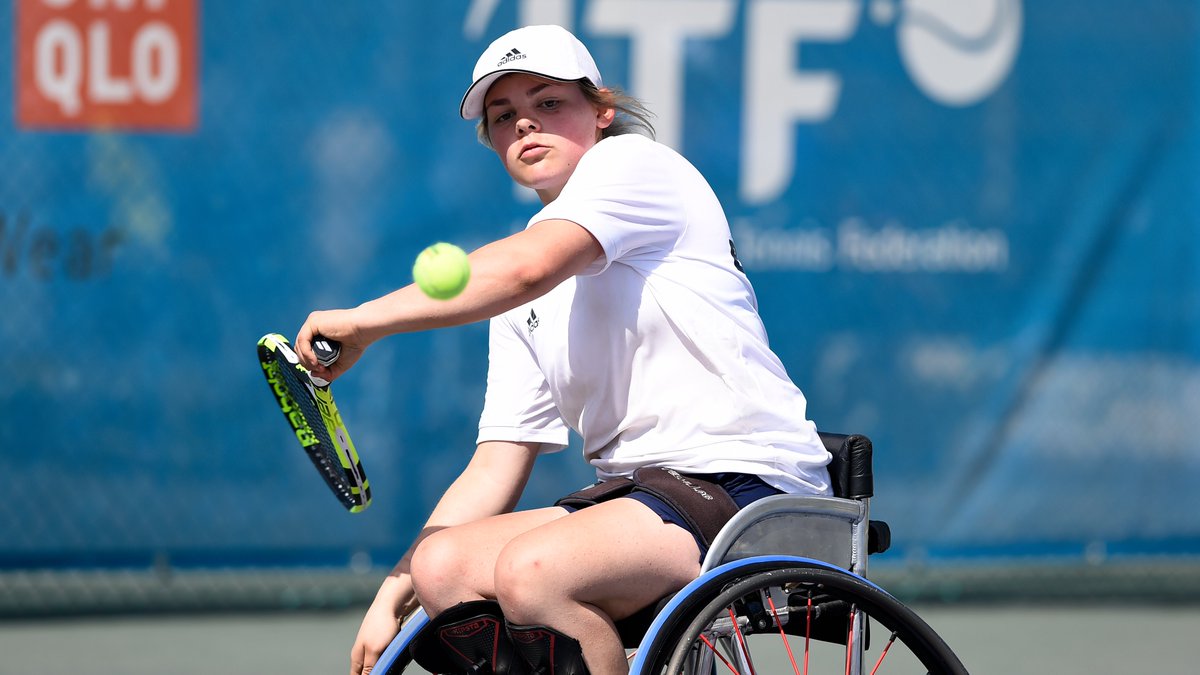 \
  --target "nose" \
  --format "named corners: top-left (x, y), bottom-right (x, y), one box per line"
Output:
top-left (516, 117), bottom-right (539, 136)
